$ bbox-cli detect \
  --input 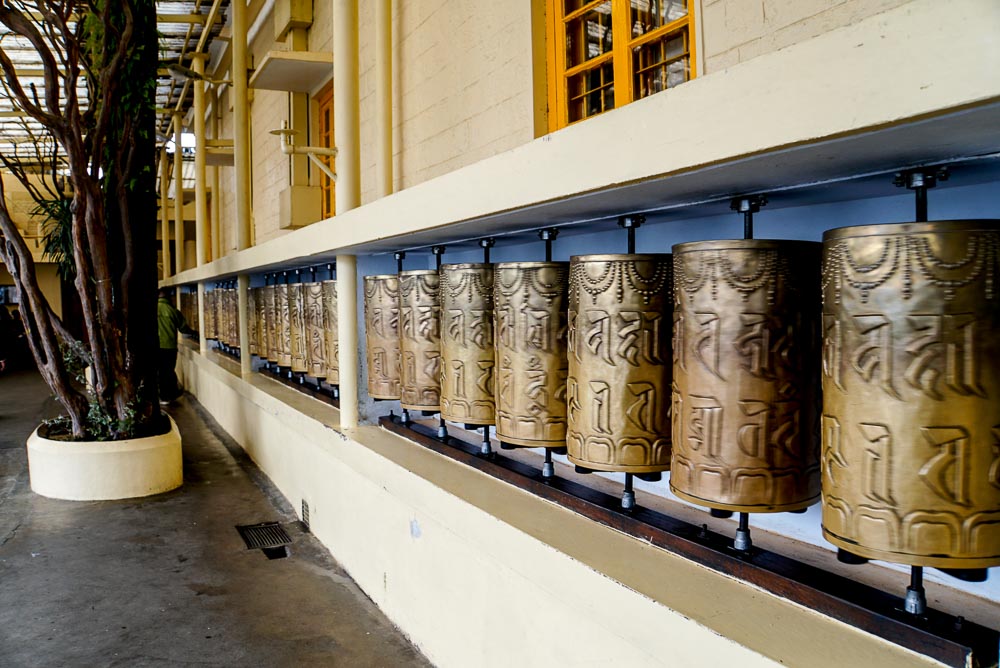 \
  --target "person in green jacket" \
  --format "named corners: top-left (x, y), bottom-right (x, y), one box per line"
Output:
top-left (157, 289), bottom-right (197, 404)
